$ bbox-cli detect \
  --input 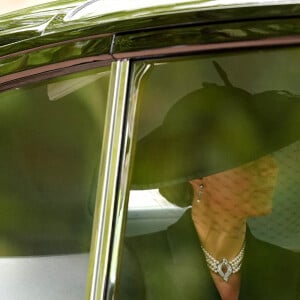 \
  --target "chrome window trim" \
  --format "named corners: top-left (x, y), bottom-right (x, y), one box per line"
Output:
top-left (105, 63), bottom-right (152, 300)
top-left (86, 60), bottom-right (130, 300)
